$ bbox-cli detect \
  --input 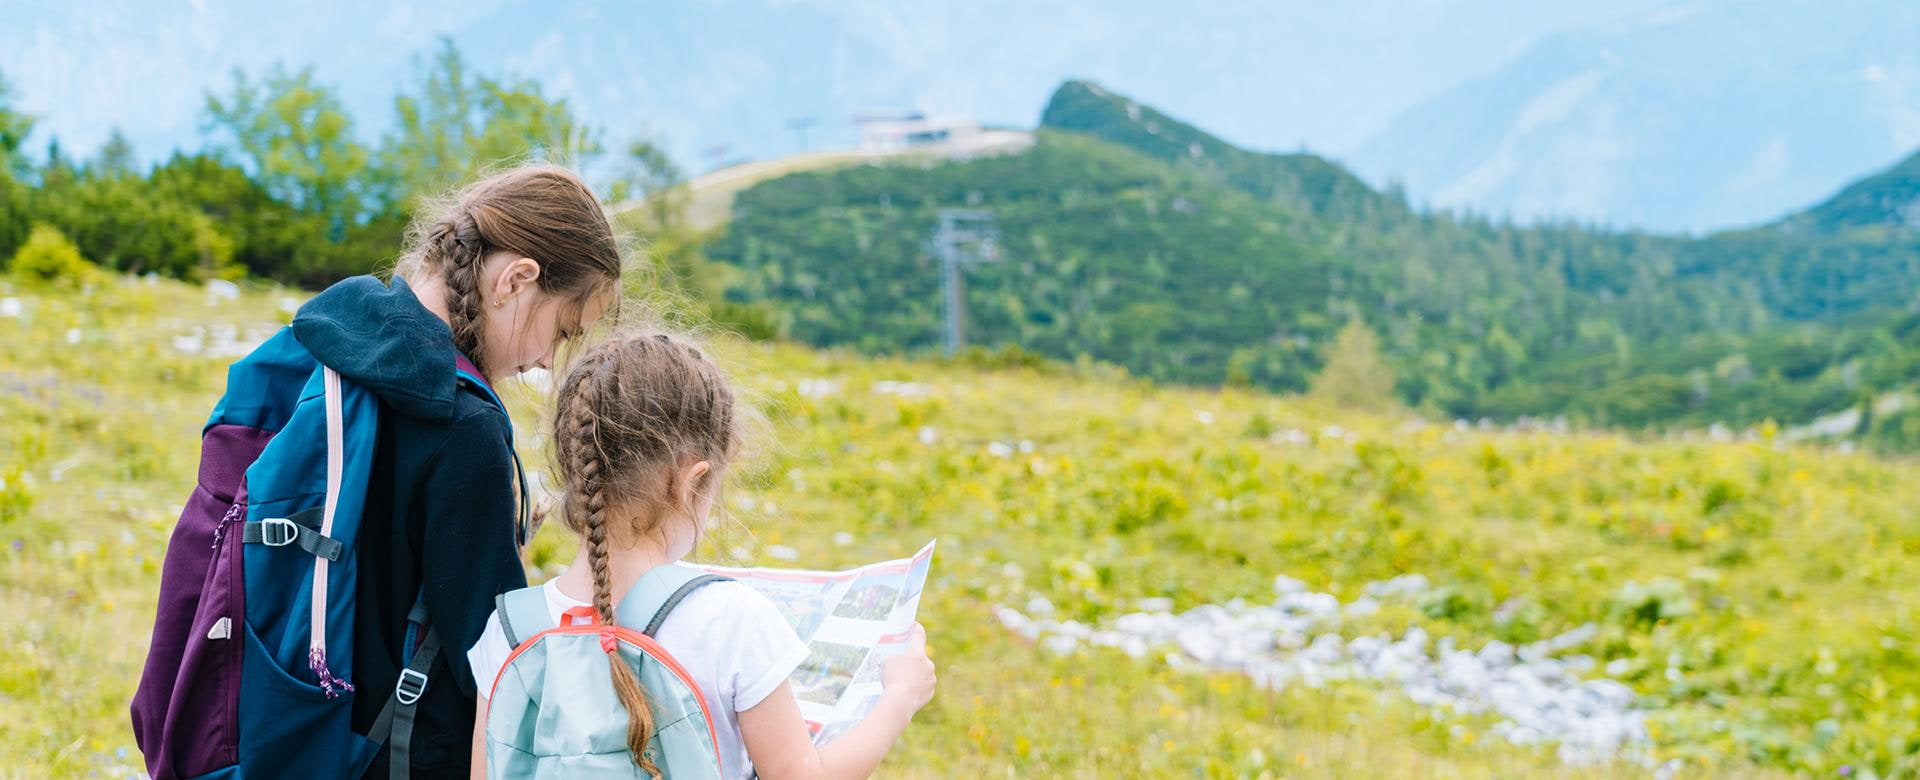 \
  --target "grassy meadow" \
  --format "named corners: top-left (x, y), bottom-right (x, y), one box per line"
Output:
top-left (2, 274), bottom-right (1915, 777)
